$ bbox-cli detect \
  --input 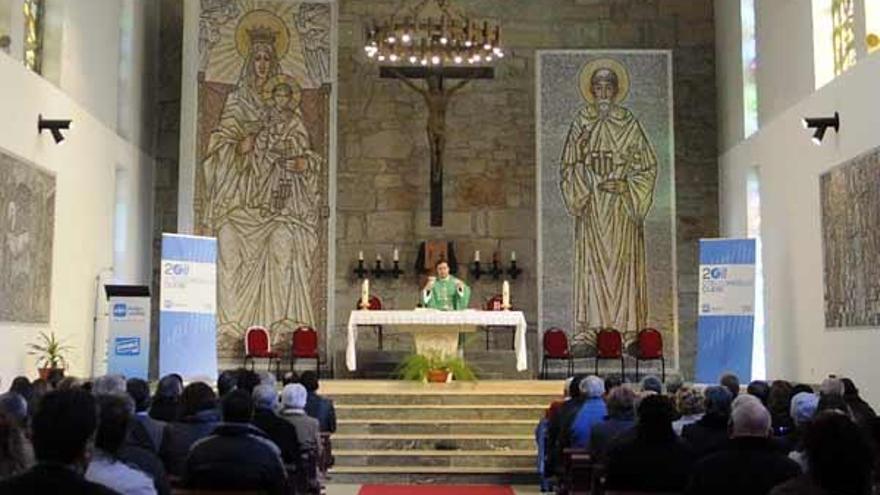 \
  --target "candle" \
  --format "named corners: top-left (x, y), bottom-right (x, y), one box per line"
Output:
top-left (474, 250), bottom-right (481, 262)
top-left (511, 251), bottom-right (517, 262)
top-left (393, 248), bottom-right (399, 262)
top-left (502, 280), bottom-right (510, 309)
top-left (361, 279), bottom-right (370, 309)
top-left (376, 253), bottom-right (382, 262)
top-left (358, 250), bottom-right (364, 261)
